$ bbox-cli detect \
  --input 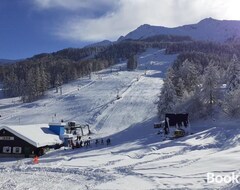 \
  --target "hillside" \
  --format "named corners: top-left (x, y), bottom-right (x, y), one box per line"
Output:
top-left (3, 17), bottom-right (240, 103)
top-left (0, 49), bottom-right (239, 189)
top-left (0, 49), bottom-right (174, 130)
top-left (120, 18), bottom-right (240, 42)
